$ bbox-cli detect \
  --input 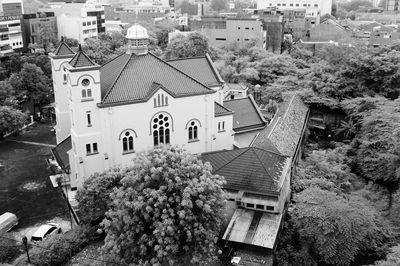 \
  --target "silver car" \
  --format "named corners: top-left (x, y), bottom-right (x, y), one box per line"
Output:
top-left (31, 223), bottom-right (61, 243)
